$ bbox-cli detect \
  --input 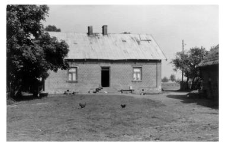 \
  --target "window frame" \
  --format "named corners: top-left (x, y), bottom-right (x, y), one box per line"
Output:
top-left (67, 67), bottom-right (78, 83)
top-left (132, 67), bottom-right (142, 82)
